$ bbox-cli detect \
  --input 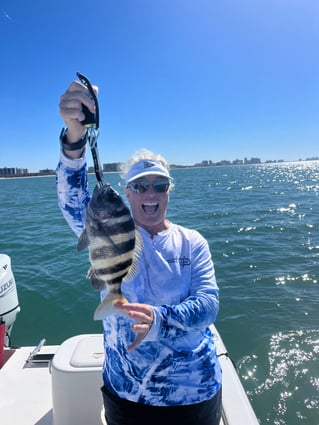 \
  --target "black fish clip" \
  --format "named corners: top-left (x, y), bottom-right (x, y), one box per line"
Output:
top-left (76, 72), bottom-right (103, 187)
top-left (76, 72), bottom-right (99, 129)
